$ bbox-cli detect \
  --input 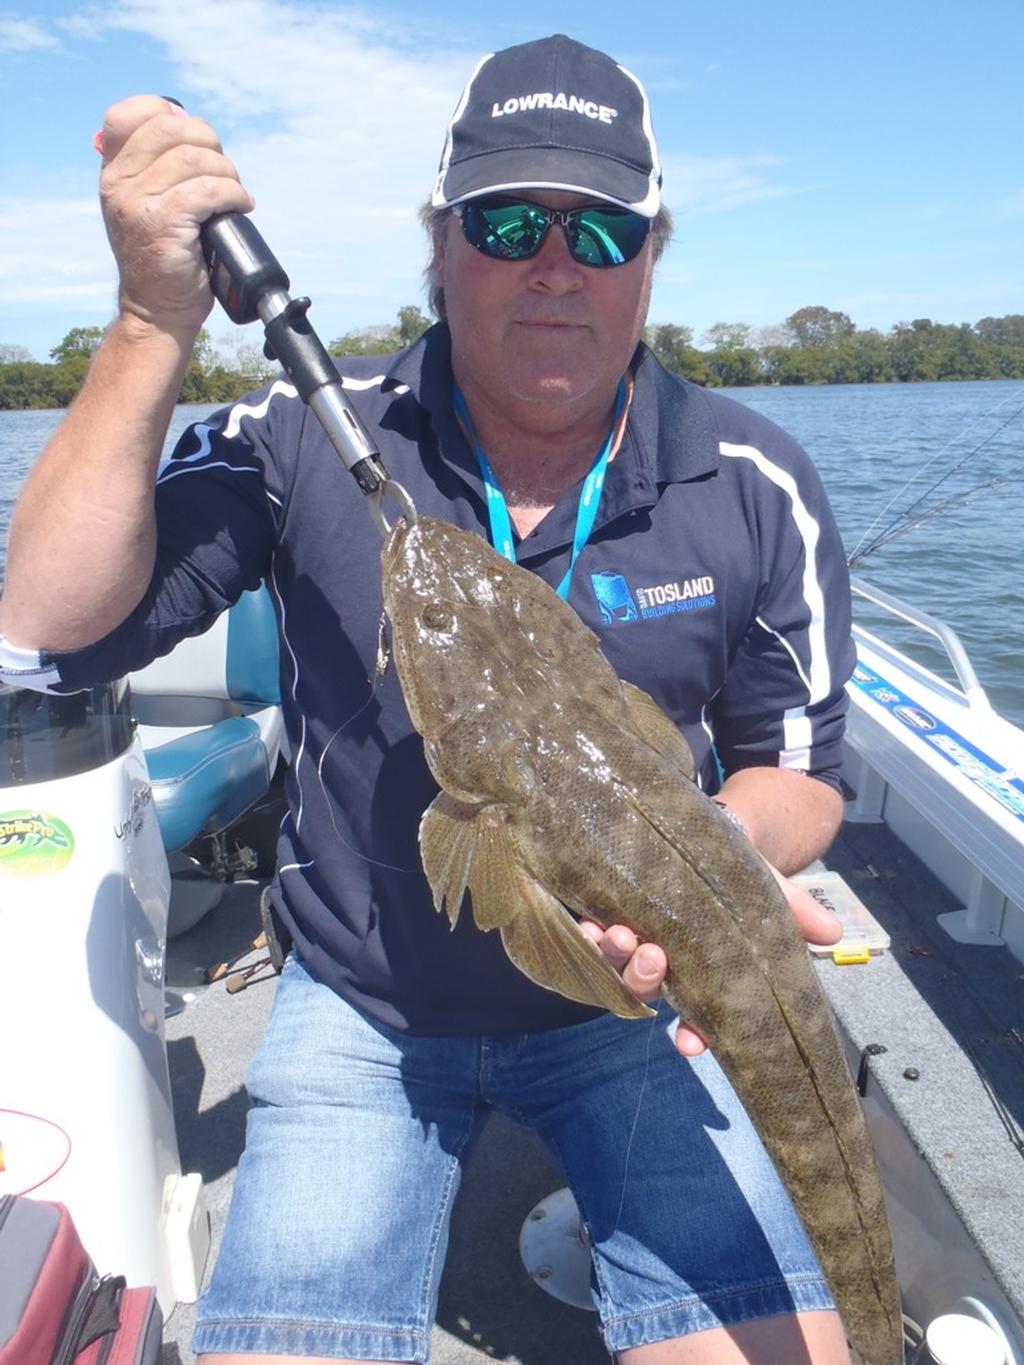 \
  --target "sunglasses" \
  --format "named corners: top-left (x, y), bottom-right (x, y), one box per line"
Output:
top-left (454, 196), bottom-right (651, 268)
